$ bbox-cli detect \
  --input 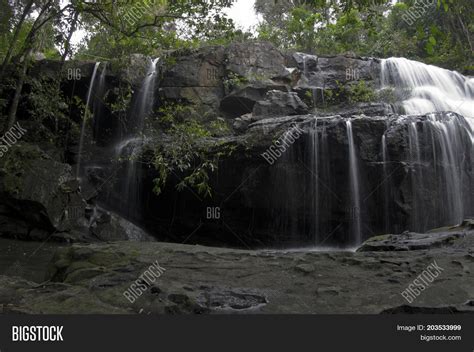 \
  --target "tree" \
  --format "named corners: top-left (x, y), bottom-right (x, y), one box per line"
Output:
top-left (2, 0), bottom-right (238, 131)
